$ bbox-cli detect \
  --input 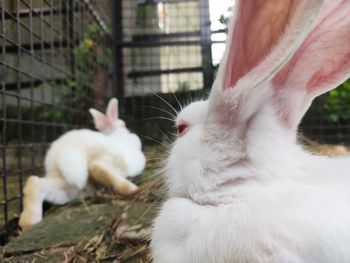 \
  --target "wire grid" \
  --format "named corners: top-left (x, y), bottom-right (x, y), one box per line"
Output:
top-left (0, 0), bottom-right (112, 238)
top-left (300, 89), bottom-right (350, 145)
top-left (118, 0), bottom-right (350, 145)
top-left (116, 0), bottom-right (214, 96)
